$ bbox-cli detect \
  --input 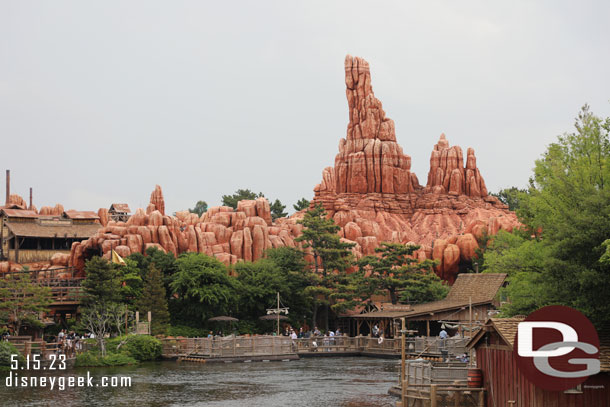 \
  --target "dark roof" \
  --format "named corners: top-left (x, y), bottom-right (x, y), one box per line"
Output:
top-left (1, 208), bottom-right (39, 218)
top-left (63, 210), bottom-right (100, 220)
top-left (109, 203), bottom-right (130, 213)
top-left (444, 273), bottom-right (507, 303)
top-left (6, 222), bottom-right (101, 238)
top-left (352, 273), bottom-right (507, 320)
